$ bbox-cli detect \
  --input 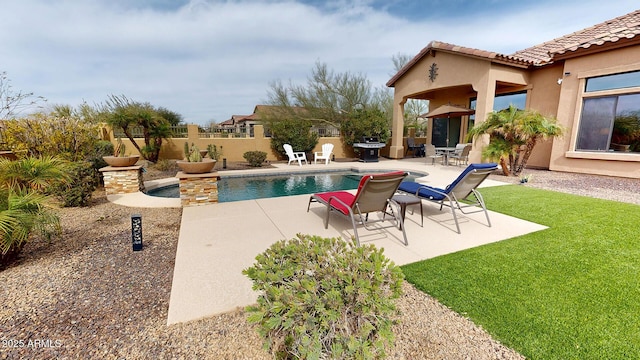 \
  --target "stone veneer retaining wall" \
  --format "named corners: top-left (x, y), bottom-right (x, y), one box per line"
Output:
top-left (176, 172), bottom-right (220, 207)
top-left (100, 165), bottom-right (145, 195)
